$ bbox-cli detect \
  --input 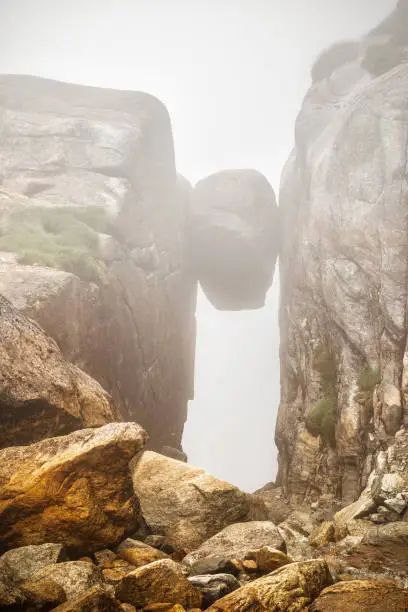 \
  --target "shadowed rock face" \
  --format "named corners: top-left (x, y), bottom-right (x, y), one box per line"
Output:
top-left (0, 295), bottom-right (117, 448)
top-left (188, 170), bottom-right (278, 310)
top-left (0, 74), bottom-right (196, 451)
top-left (276, 2), bottom-right (408, 504)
